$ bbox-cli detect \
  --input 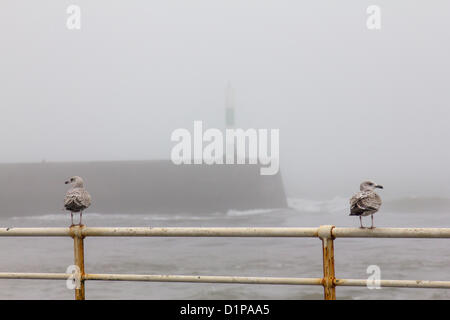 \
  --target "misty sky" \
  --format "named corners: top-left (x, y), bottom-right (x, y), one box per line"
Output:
top-left (0, 1), bottom-right (449, 198)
